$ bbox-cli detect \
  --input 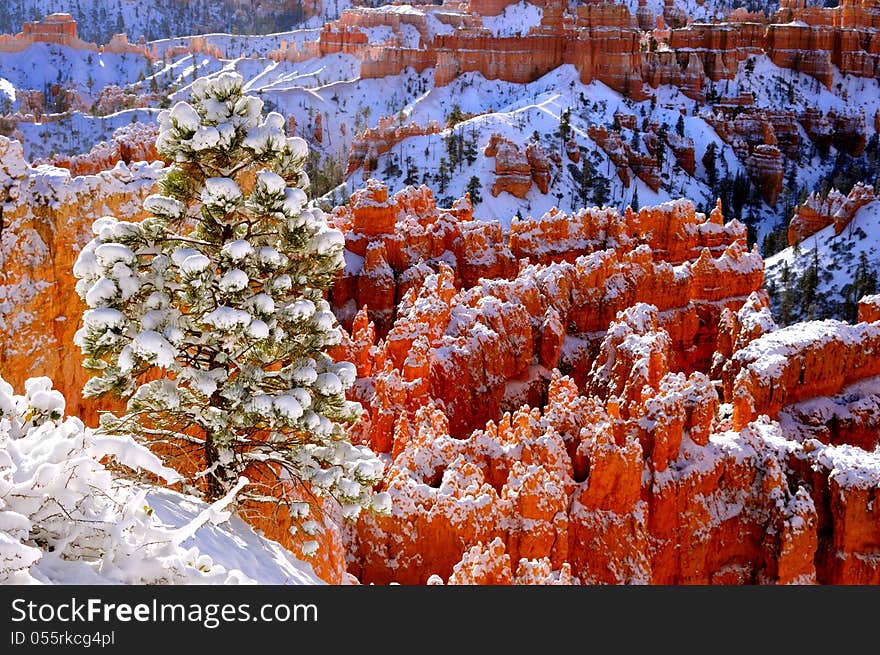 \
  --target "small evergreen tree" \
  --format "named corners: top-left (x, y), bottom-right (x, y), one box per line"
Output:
top-left (466, 175), bottom-right (483, 204)
top-left (779, 261), bottom-right (797, 325)
top-left (675, 114), bottom-right (685, 138)
top-left (630, 128), bottom-right (640, 151)
top-left (445, 132), bottom-right (460, 169)
top-left (731, 171), bottom-right (751, 221)
top-left (446, 104), bottom-right (464, 128)
top-left (437, 157), bottom-right (450, 194)
top-left (703, 141), bottom-right (718, 188)
top-left (558, 107), bottom-right (571, 146)
top-left (464, 127), bottom-right (478, 165)
top-left (578, 154), bottom-right (594, 208)
top-left (631, 186), bottom-right (640, 212)
top-left (798, 247), bottom-right (821, 319)
top-left (404, 155), bottom-right (420, 186)
top-left (842, 251), bottom-right (877, 321)
top-left (591, 169), bottom-right (611, 207)
top-left (72, 73), bottom-right (388, 546)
